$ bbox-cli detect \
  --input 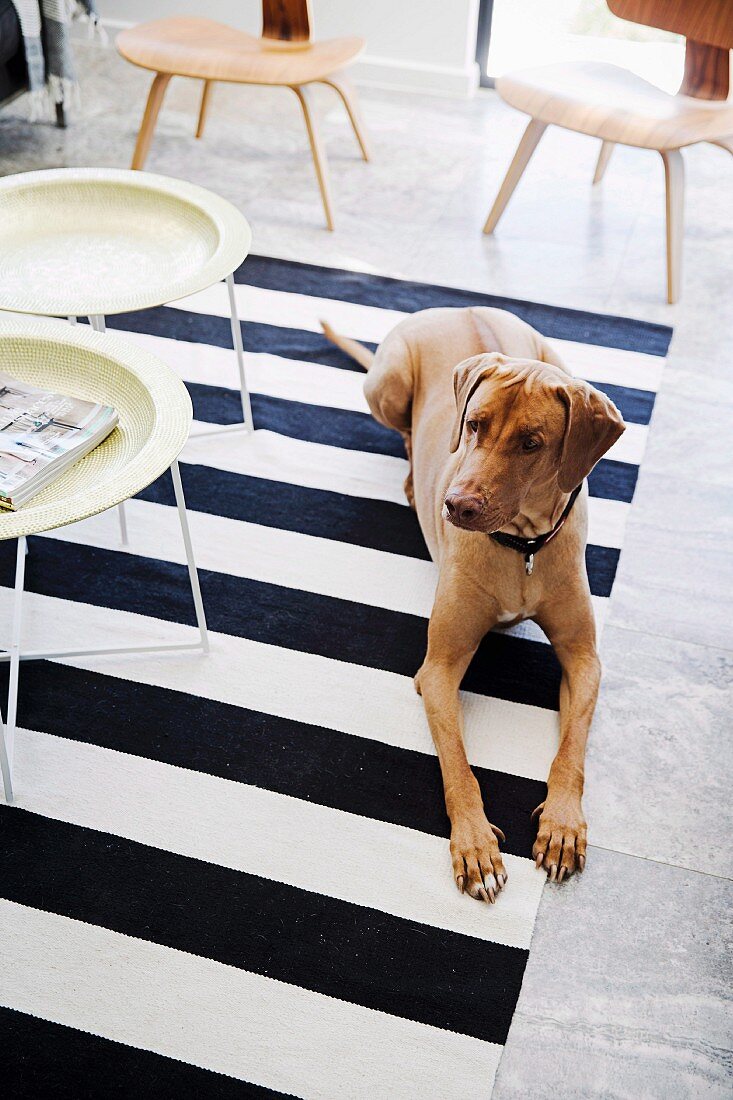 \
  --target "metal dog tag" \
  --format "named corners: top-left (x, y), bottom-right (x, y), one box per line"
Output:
top-left (525, 554), bottom-right (534, 576)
